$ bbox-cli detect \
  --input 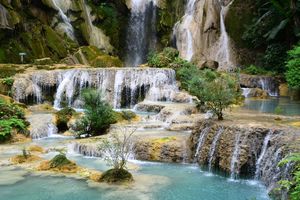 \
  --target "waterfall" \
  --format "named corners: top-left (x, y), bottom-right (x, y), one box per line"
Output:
top-left (241, 88), bottom-right (251, 98)
top-left (194, 127), bottom-right (211, 161)
top-left (0, 4), bottom-right (10, 29)
top-left (51, 0), bottom-right (76, 40)
top-left (28, 114), bottom-right (58, 139)
top-left (230, 132), bottom-right (241, 179)
top-left (81, 0), bottom-right (113, 53)
top-left (215, 0), bottom-right (235, 70)
top-left (208, 127), bottom-right (224, 171)
top-left (259, 77), bottom-right (279, 97)
top-left (125, 0), bottom-right (158, 67)
top-left (173, 0), bottom-right (196, 61)
top-left (71, 142), bottom-right (102, 157)
top-left (254, 131), bottom-right (273, 179)
top-left (13, 68), bottom-right (178, 109)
